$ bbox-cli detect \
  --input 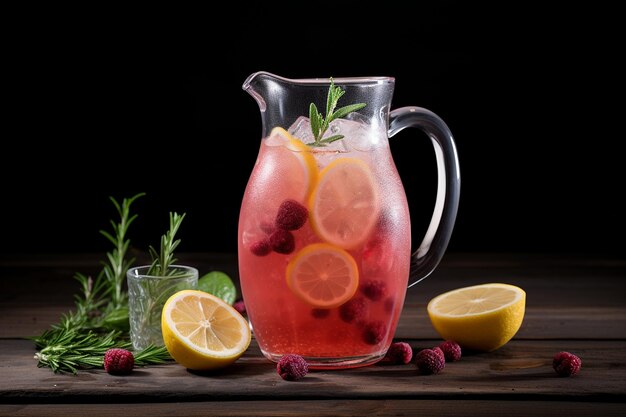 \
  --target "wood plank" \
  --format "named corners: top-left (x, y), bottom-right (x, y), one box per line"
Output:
top-left (5, 303), bottom-right (626, 341)
top-left (2, 339), bottom-right (624, 402)
top-left (3, 253), bottom-right (626, 339)
top-left (2, 400), bottom-right (625, 417)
